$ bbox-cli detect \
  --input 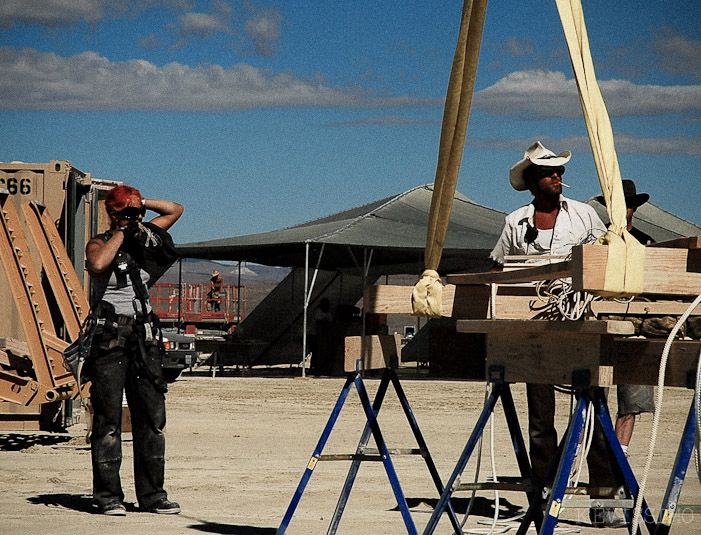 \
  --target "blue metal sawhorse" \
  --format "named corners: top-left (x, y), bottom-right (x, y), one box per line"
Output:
top-left (277, 363), bottom-right (462, 535)
top-left (422, 368), bottom-right (664, 535)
